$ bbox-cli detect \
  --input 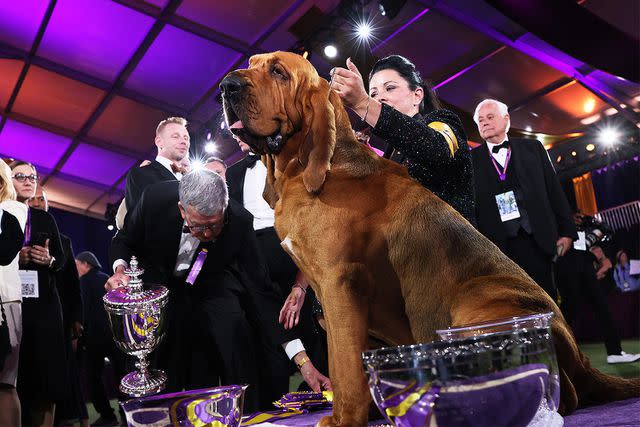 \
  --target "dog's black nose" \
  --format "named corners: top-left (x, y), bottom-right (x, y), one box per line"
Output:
top-left (220, 74), bottom-right (245, 95)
